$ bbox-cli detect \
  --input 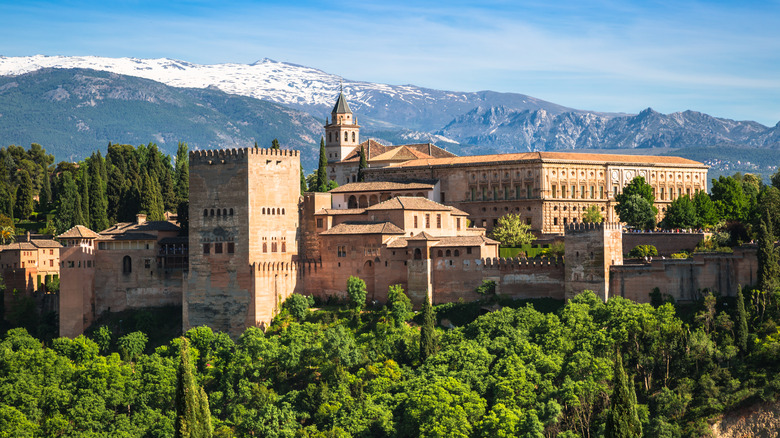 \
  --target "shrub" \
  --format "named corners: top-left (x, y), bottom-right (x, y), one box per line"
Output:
top-left (283, 294), bottom-right (311, 321)
top-left (628, 245), bottom-right (658, 258)
top-left (475, 279), bottom-right (497, 295)
top-left (670, 252), bottom-right (689, 259)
